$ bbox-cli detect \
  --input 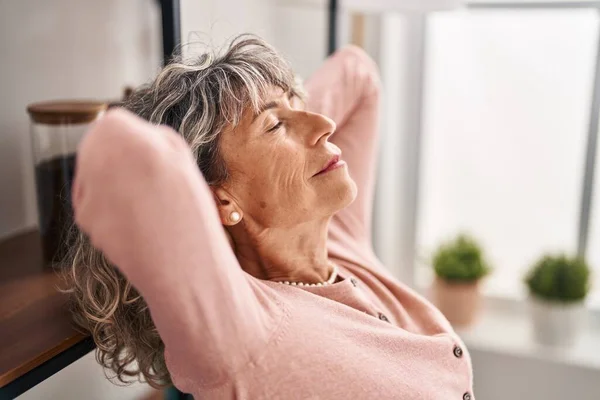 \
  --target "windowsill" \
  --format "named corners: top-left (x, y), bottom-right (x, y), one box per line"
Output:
top-left (454, 305), bottom-right (600, 370)
top-left (414, 266), bottom-right (600, 370)
top-left (415, 264), bottom-right (600, 316)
